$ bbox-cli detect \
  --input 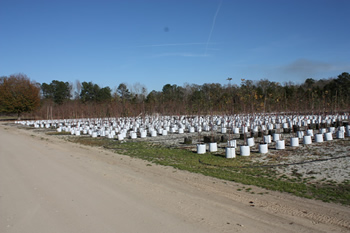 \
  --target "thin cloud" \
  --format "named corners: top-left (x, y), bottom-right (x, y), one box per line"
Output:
top-left (138, 43), bottom-right (211, 48)
top-left (152, 52), bottom-right (209, 58)
top-left (275, 58), bottom-right (350, 82)
top-left (205, 0), bottom-right (223, 55)
top-left (331, 63), bottom-right (350, 71)
top-left (282, 59), bottom-right (333, 77)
